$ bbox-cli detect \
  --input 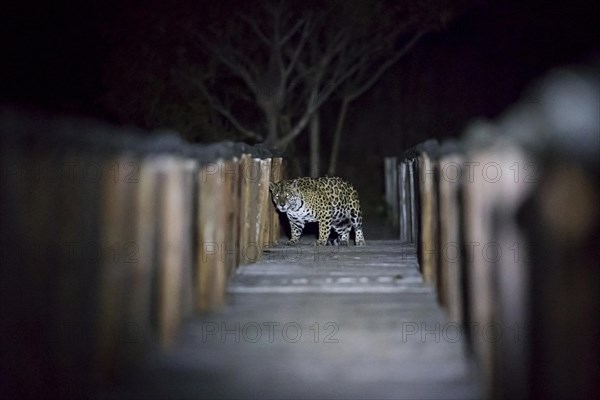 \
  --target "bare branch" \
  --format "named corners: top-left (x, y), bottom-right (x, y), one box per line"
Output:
top-left (283, 18), bottom-right (312, 78)
top-left (196, 33), bottom-right (258, 93)
top-left (347, 30), bottom-right (428, 102)
top-left (274, 105), bottom-right (311, 148)
top-left (184, 74), bottom-right (263, 141)
top-left (322, 30), bottom-right (349, 65)
top-left (279, 18), bottom-right (304, 46)
top-left (275, 81), bottom-right (324, 148)
top-left (240, 14), bottom-right (271, 46)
